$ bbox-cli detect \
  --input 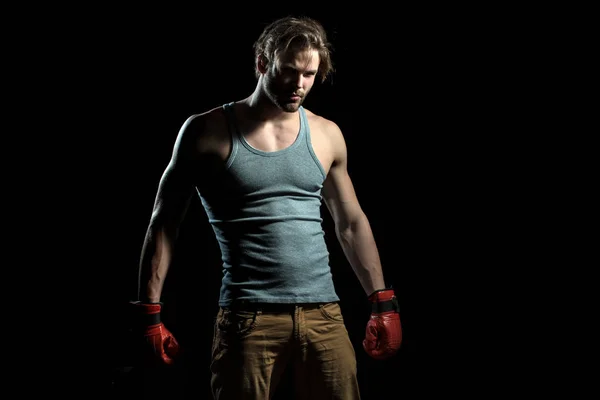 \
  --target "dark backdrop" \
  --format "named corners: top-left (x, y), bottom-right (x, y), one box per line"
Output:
top-left (24, 5), bottom-right (495, 398)
top-left (94, 9), bottom-right (422, 399)
top-left (9, 3), bottom-right (536, 397)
